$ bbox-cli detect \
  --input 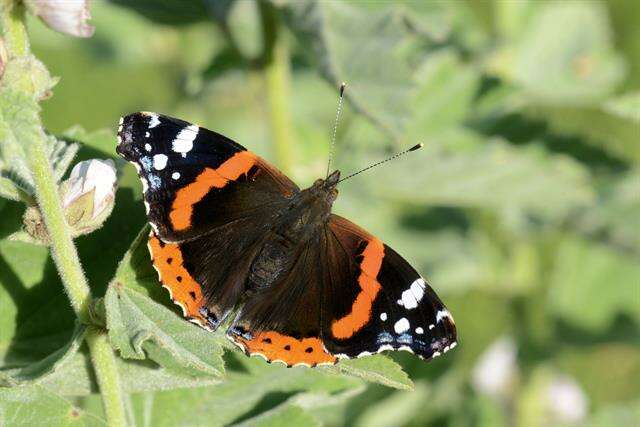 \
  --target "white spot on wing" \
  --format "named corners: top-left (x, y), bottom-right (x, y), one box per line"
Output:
top-left (172, 172), bottom-right (180, 180)
top-left (172, 124), bottom-right (198, 156)
top-left (400, 278), bottom-right (426, 310)
top-left (410, 278), bottom-right (425, 300)
top-left (394, 318), bottom-right (410, 334)
top-left (144, 143), bottom-right (151, 152)
top-left (153, 154), bottom-right (168, 170)
top-left (380, 312), bottom-right (387, 321)
top-left (148, 114), bottom-right (160, 128)
top-left (436, 309), bottom-right (452, 323)
top-left (415, 327), bottom-right (424, 334)
top-left (401, 289), bottom-right (417, 309)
